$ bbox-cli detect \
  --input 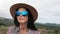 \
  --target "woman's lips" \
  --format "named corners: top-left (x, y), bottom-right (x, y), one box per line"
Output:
top-left (19, 18), bottom-right (23, 20)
